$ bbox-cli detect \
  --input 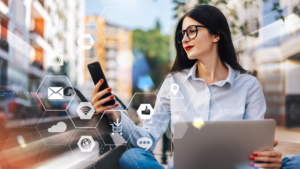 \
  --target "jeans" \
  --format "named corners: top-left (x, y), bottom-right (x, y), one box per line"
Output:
top-left (281, 155), bottom-right (300, 169)
top-left (119, 148), bottom-right (165, 169)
